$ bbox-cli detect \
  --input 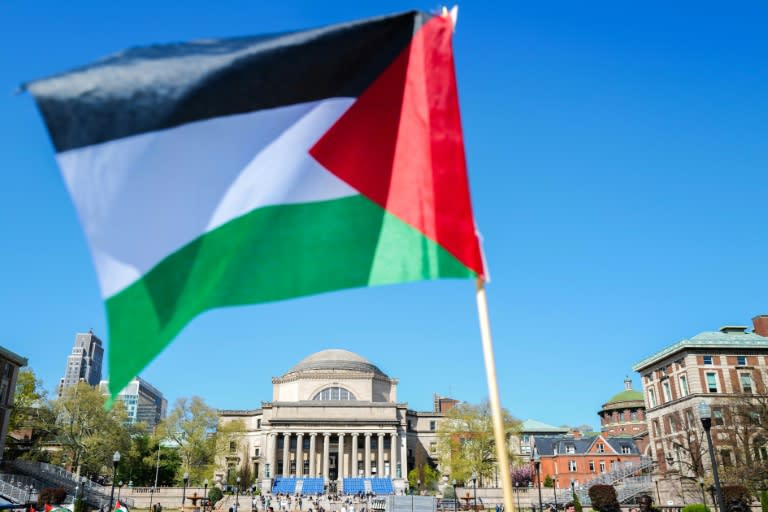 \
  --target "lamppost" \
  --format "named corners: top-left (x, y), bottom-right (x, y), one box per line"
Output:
top-left (698, 477), bottom-right (706, 506)
top-left (471, 473), bottom-right (477, 511)
top-left (570, 480), bottom-right (575, 502)
top-left (203, 479), bottom-right (209, 512)
top-left (532, 454), bottom-right (542, 512)
top-left (26, 485), bottom-right (34, 509)
top-left (514, 482), bottom-right (520, 512)
top-left (118, 481), bottom-right (124, 501)
top-left (417, 480), bottom-right (421, 496)
top-left (149, 487), bottom-right (155, 512)
top-left (80, 477), bottom-right (88, 506)
top-left (699, 402), bottom-right (726, 512)
top-left (109, 451), bottom-right (121, 512)
top-left (553, 473), bottom-right (558, 510)
top-left (452, 480), bottom-right (458, 512)
top-left (182, 472), bottom-right (190, 507)
top-left (236, 476), bottom-right (241, 508)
